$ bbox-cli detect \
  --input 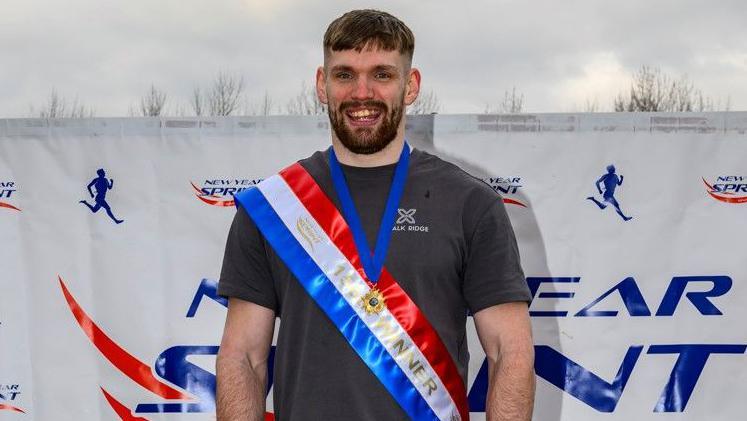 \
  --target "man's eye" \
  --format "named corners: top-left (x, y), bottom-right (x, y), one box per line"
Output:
top-left (375, 72), bottom-right (392, 80)
top-left (336, 72), bottom-right (353, 80)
